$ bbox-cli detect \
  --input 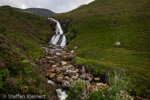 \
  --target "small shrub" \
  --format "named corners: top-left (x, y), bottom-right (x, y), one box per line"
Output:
top-left (66, 79), bottom-right (90, 100)
top-left (89, 69), bottom-right (133, 100)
